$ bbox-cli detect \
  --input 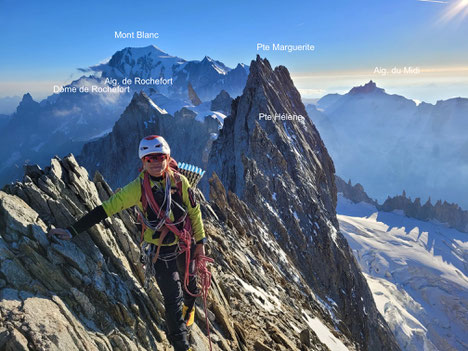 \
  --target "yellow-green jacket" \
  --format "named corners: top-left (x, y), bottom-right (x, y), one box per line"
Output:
top-left (101, 171), bottom-right (205, 246)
